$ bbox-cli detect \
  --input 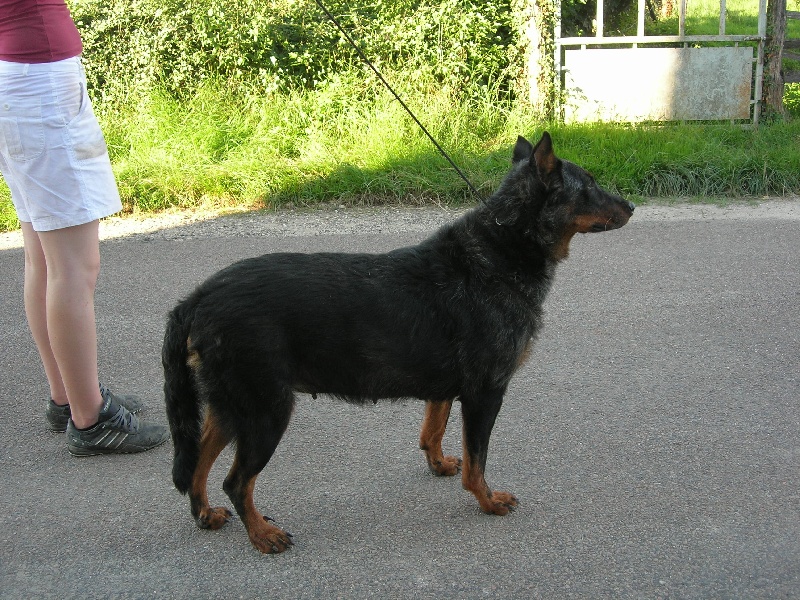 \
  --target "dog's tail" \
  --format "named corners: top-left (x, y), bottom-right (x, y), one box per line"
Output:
top-left (162, 300), bottom-right (202, 495)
